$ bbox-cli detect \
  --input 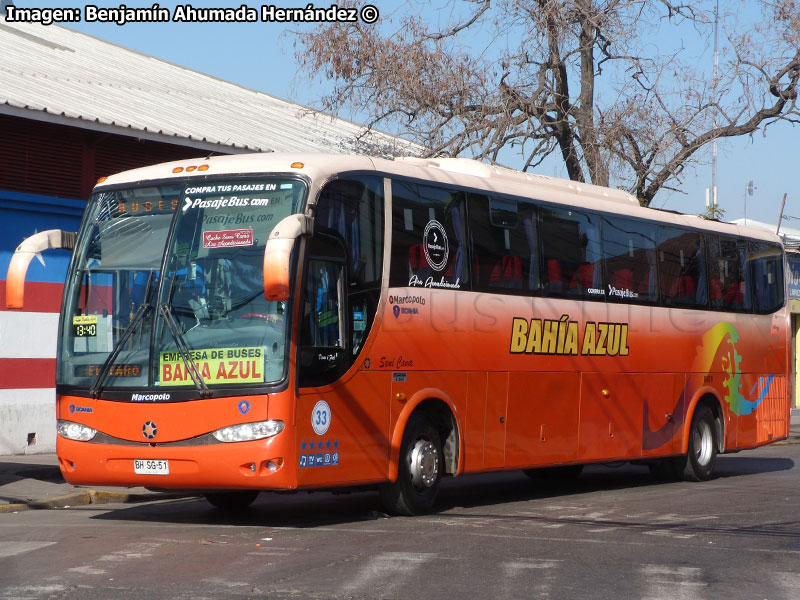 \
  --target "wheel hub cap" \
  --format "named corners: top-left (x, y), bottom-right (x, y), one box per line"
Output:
top-left (409, 439), bottom-right (439, 490)
top-left (694, 421), bottom-right (713, 466)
